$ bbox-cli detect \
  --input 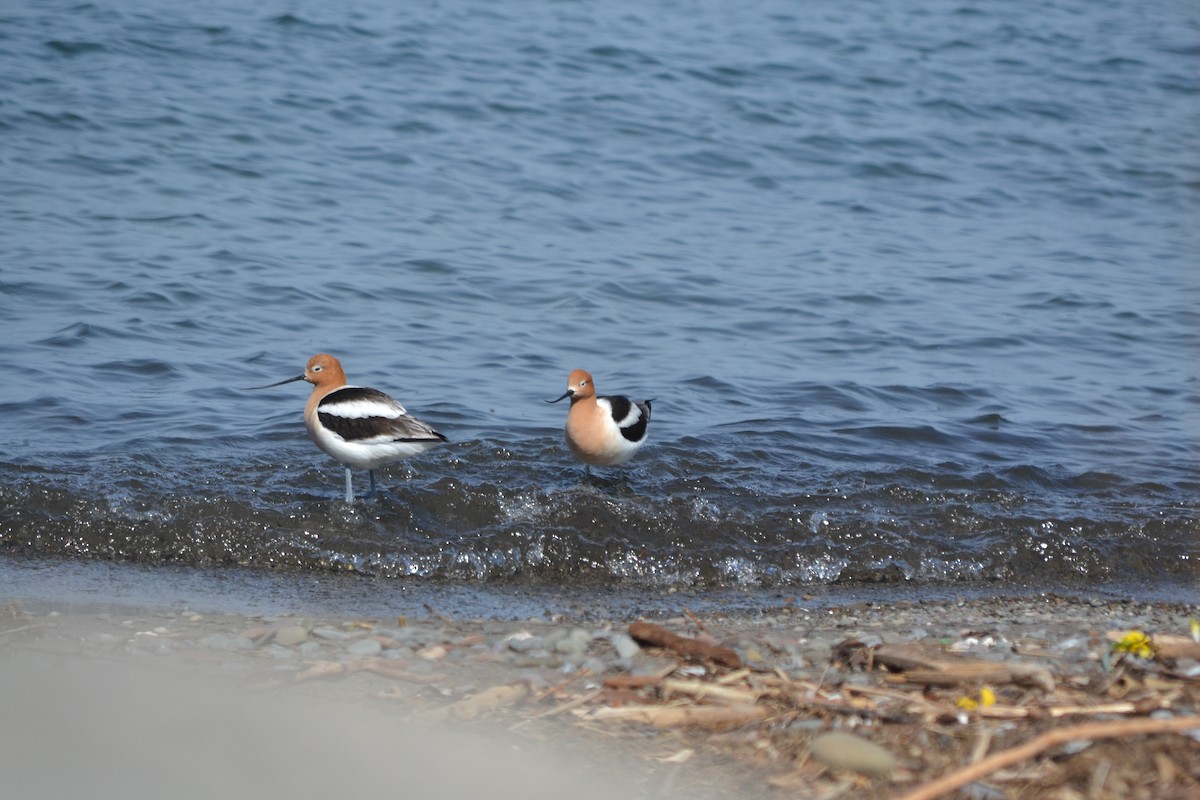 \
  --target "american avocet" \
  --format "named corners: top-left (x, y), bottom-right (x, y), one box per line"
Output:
top-left (547, 369), bottom-right (652, 470)
top-left (250, 354), bottom-right (447, 501)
